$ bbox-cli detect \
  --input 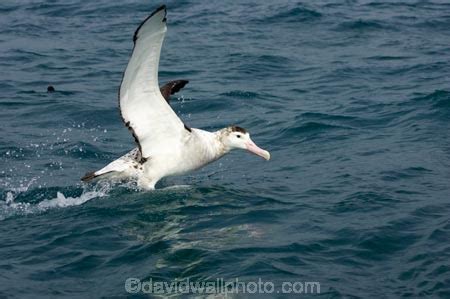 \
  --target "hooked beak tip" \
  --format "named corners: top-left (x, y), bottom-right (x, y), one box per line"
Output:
top-left (246, 141), bottom-right (271, 161)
